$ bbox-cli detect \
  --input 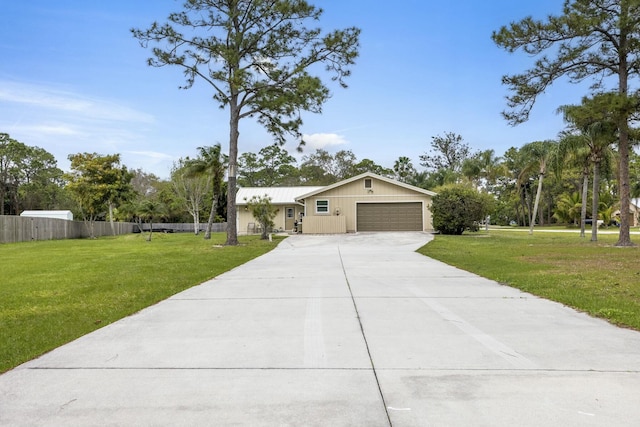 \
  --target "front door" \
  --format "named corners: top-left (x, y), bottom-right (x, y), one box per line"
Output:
top-left (285, 207), bottom-right (295, 231)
